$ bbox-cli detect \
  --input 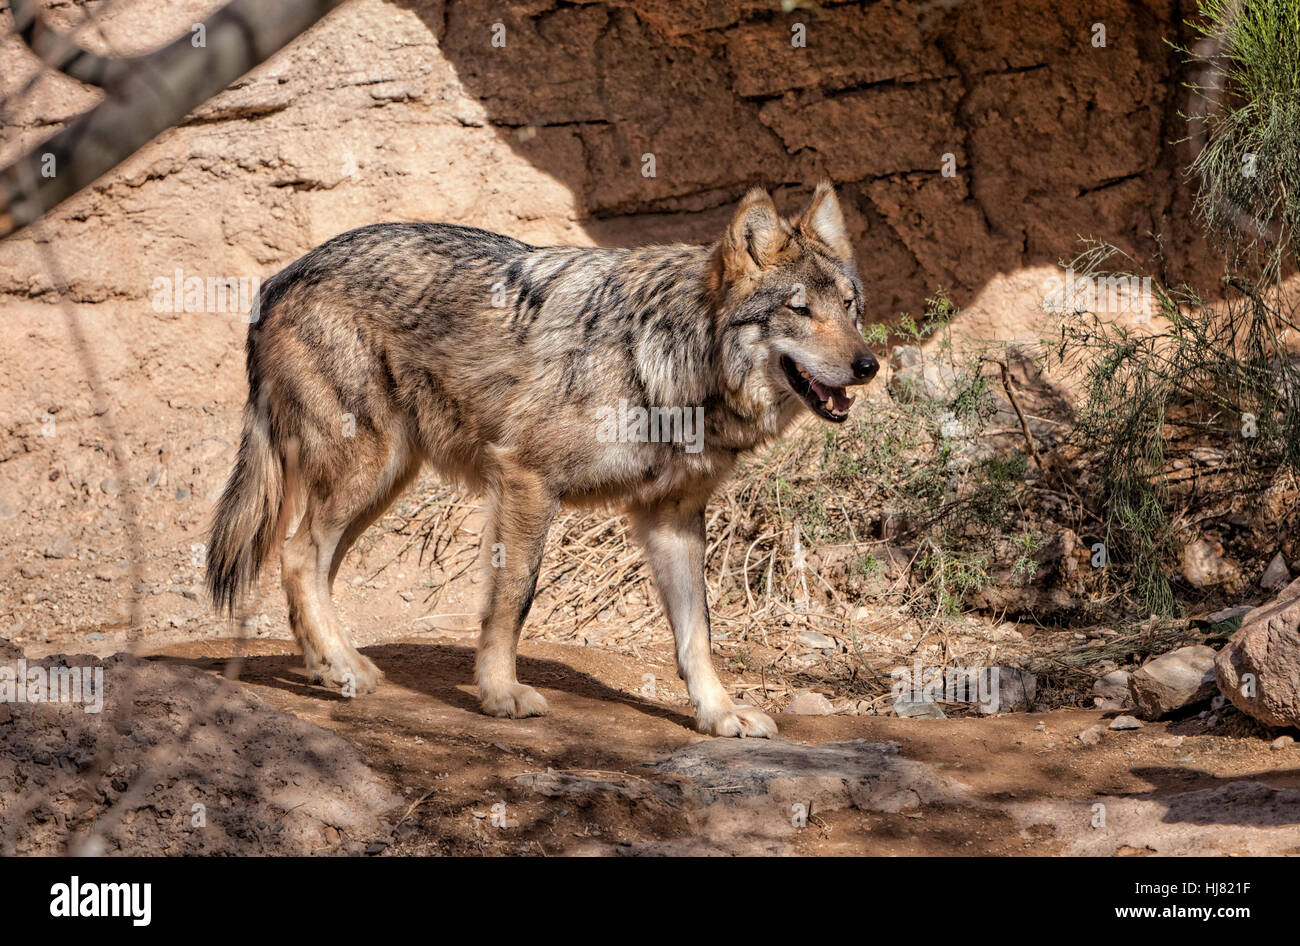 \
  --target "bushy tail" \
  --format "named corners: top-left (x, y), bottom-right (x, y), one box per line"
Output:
top-left (206, 401), bottom-right (285, 616)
